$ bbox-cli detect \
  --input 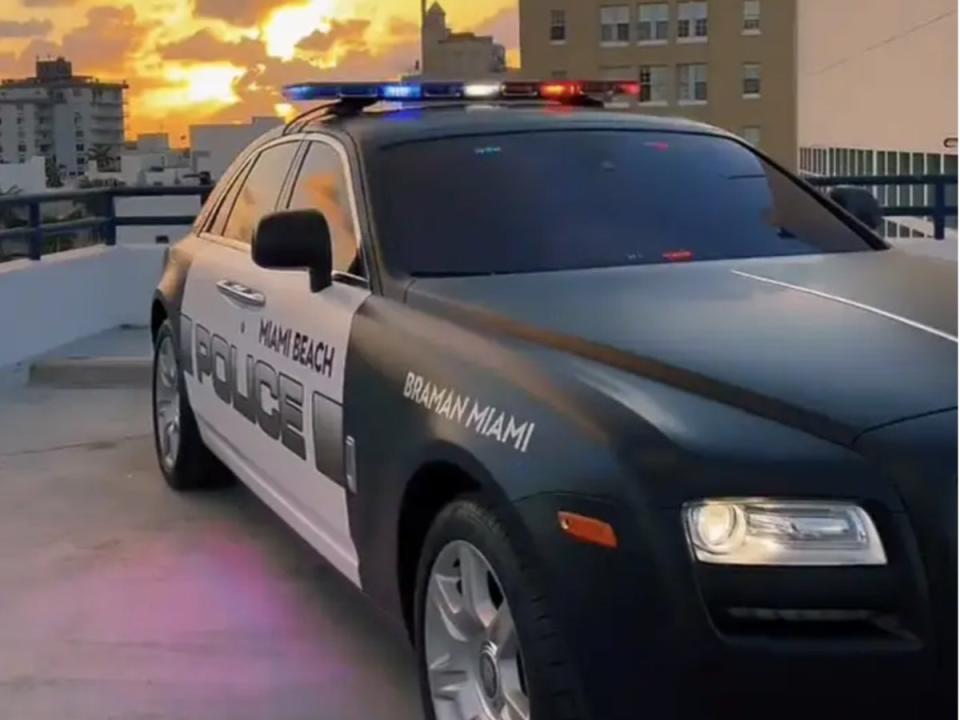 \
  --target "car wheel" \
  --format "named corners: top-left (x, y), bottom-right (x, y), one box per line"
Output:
top-left (152, 318), bottom-right (232, 491)
top-left (415, 498), bottom-right (584, 720)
